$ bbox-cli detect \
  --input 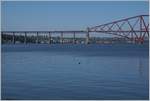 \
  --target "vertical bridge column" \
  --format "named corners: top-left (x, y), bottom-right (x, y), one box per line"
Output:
top-left (12, 32), bottom-right (15, 44)
top-left (138, 16), bottom-right (144, 44)
top-left (48, 32), bottom-right (51, 44)
top-left (36, 32), bottom-right (39, 44)
top-left (24, 32), bottom-right (27, 44)
top-left (60, 32), bottom-right (63, 44)
top-left (1, 32), bottom-right (3, 44)
top-left (73, 32), bottom-right (76, 44)
top-left (86, 27), bottom-right (90, 44)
